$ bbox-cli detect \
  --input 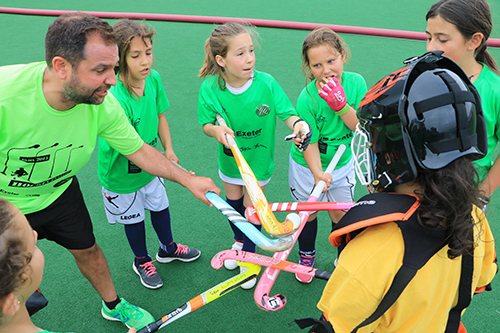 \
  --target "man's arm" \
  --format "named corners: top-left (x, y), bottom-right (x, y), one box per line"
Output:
top-left (125, 143), bottom-right (220, 206)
